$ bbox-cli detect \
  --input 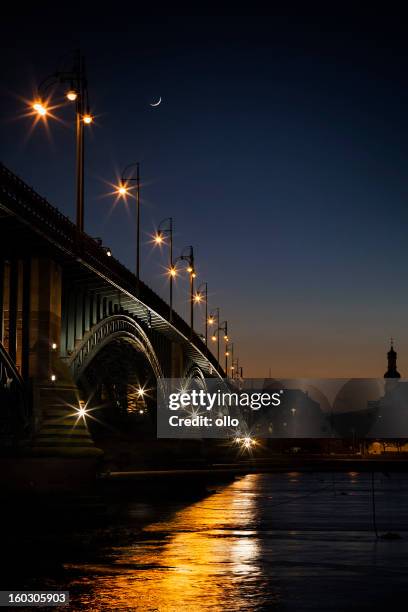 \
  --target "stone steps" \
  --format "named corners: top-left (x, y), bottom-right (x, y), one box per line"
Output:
top-left (31, 385), bottom-right (102, 457)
